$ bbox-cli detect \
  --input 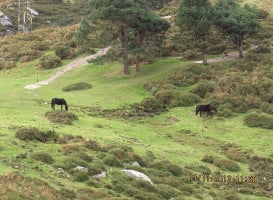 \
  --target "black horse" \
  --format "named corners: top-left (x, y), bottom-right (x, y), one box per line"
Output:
top-left (196, 104), bottom-right (217, 117)
top-left (51, 98), bottom-right (68, 111)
